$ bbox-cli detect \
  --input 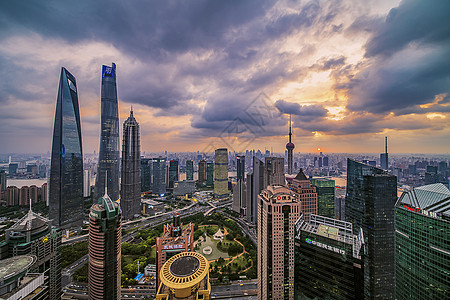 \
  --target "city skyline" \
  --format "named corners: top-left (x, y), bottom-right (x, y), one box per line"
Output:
top-left (1, 0), bottom-right (450, 154)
